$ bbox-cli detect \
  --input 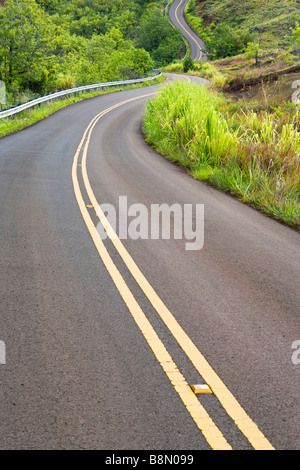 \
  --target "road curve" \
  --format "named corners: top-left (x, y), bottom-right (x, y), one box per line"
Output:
top-left (168, 0), bottom-right (206, 61)
top-left (0, 76), bottom-right (299, 450)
